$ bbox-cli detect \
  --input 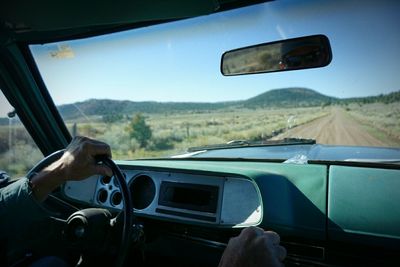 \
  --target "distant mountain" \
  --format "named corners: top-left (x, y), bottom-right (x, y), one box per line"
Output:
top-left (56, 88), bottom-right (398, 120)
top-left (341, 90), bottom-right (400, 104)
top-left (57, 99), bottom-right (234, 121)
top-left (243, 87), bottom-right (337, 108)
